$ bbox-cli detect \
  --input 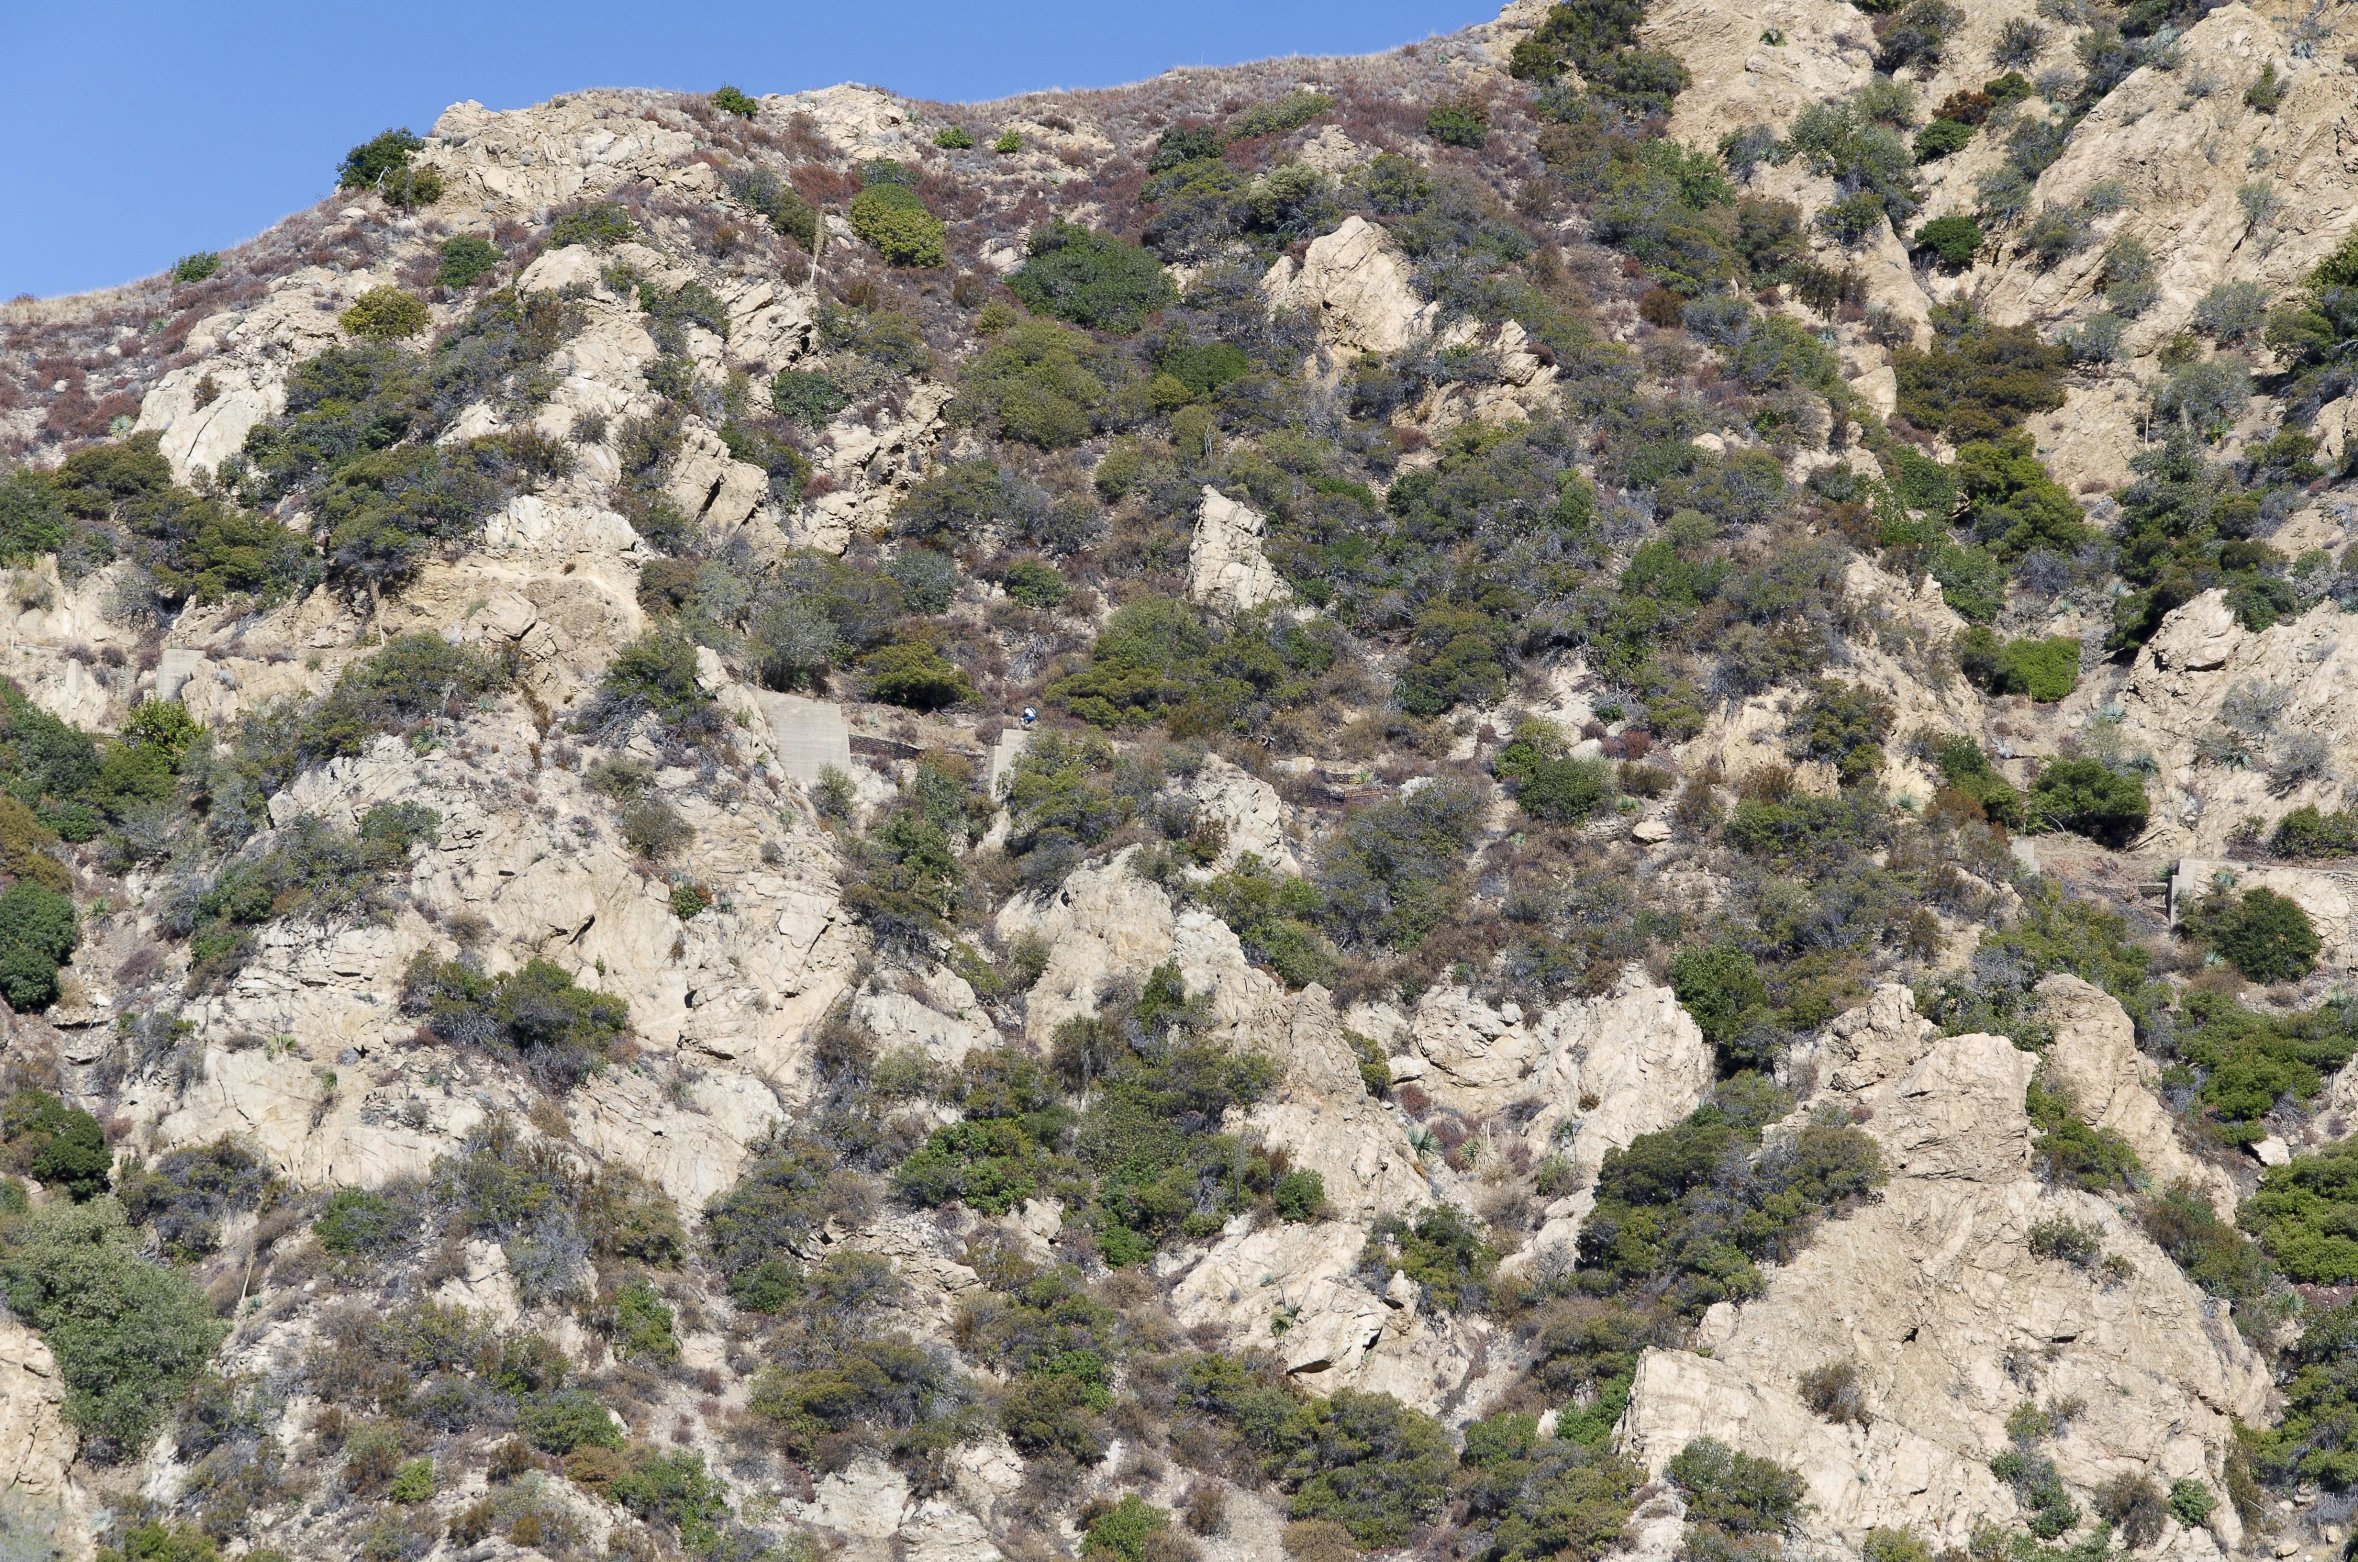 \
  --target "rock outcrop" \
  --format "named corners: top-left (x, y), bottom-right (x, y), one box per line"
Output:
top-left (1625, 988), bottom-right (2270, 1554)
top-left (1188, 487), bottom-right (1292, 614)
top-left (1261, 215), bottom-right (1437, 360)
